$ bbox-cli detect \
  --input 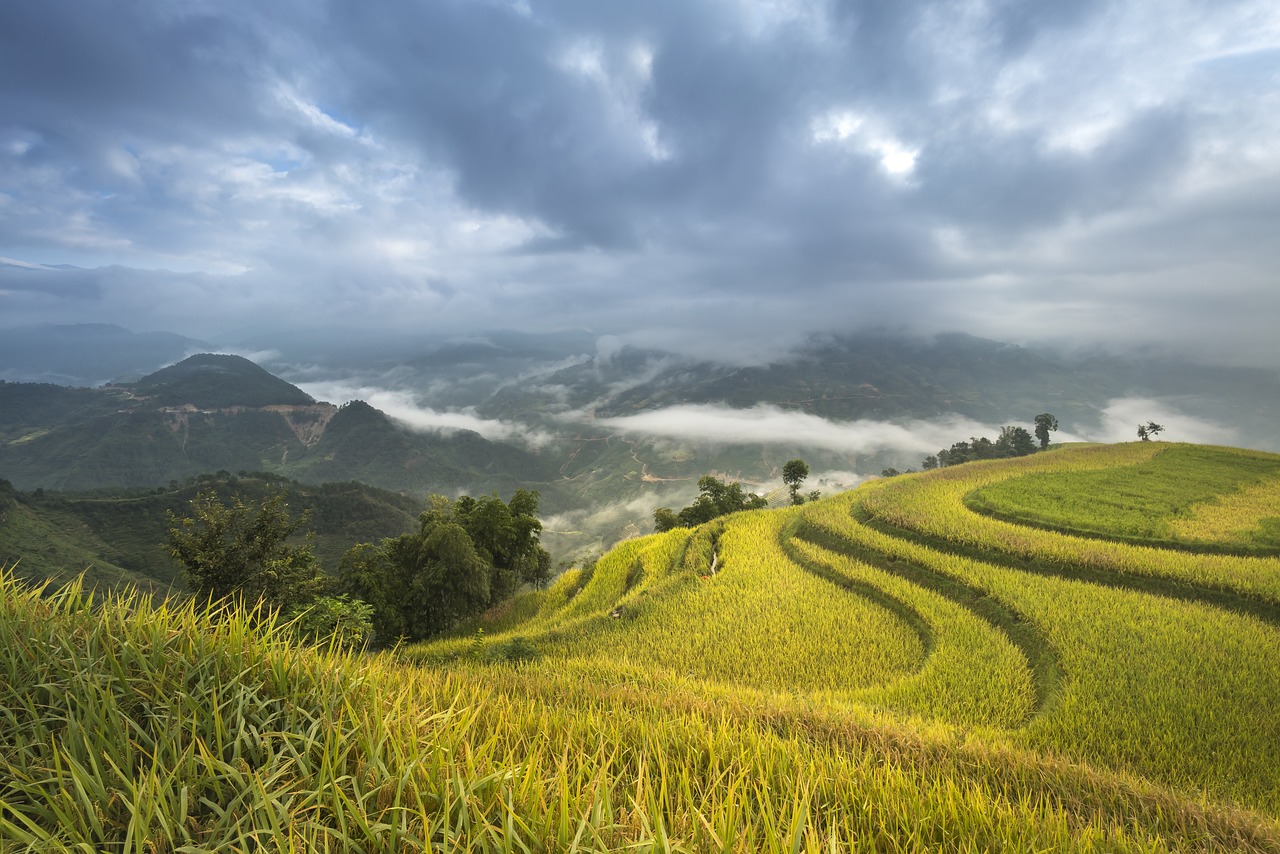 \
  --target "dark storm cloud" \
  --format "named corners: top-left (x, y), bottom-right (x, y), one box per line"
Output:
top-left (1, 0), bottom-right (1278, 364)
